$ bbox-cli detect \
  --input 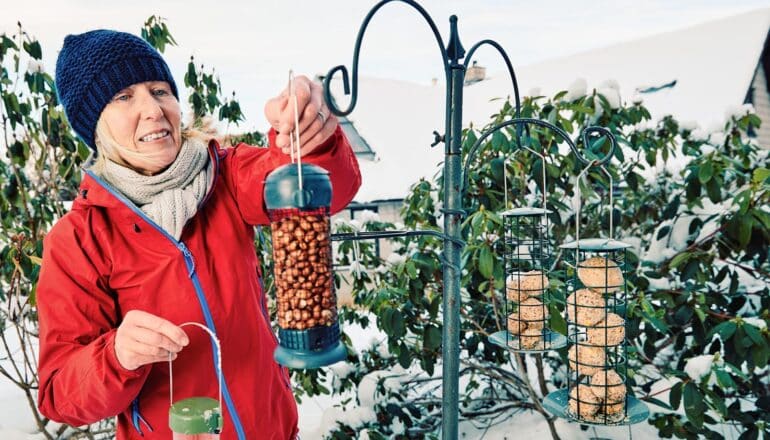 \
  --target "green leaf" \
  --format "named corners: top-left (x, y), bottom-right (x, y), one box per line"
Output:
top-left (382, 308), bottom-right (406, 338)
top-left (683, 382), bottom-right (706, 428)
top-left (707, 321), bottom-right (737, 340)
top-left (422, 353), bottom-right (435, 376)
top-left (680, 260), bottom-right (699, 282)
top-left (737, 215), bottom-right (753, 247)
top-left (22, 40), bottom-right (42, 59)
top-left (704, 388), bottom-right (727, 416)
top-left (715, 370), bottom-right (736, 389)
top-left (405, 261), bottom-right (417, 279)
top-left (706, 178), bottom-right (721, 203)
top-left (398, 343), bottom-right (411, 368)
top-left (669, 252), bottom-right (689, 269)
top-left (757, 396), bottom-right (770, 411)
top-left (645, 397), bottom-right (672, 410)
top-left (478, 246), bottom-right (494, 279)
top-left (423, 325), bottom-right (442, 351)
top-left (738, 427), bottom-right (758, 440)
top-left (548, 303), bottom-right (567, 335)
top-left (743, 323), bottom-right (765, 346)
top-left (734, 190), bottom-right (751, 215)
top-left (724, 362), bottom-right (749, 381)
top-left (698, 162), bottom-right (714, 184)
top-left (753, 167), bottom-right (770, 184)
top-left (669, 381), bottom-right (683, 409)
